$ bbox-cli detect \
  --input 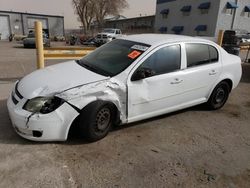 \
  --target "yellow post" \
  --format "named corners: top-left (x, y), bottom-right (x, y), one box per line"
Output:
top-left (35, 21), bottom-right (45, 69)
top-left (217, 30), bottom-right (224, 46)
